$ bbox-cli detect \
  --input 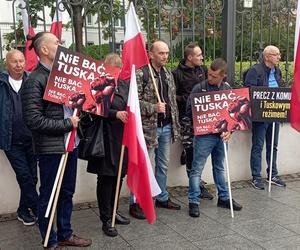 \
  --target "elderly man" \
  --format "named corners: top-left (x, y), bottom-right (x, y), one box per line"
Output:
top-left (21, 32), bottom-right (92, 249)
top-left (0, 49), bottom-right (38, 226)
top-left (244, 45), bottom-right (286, 190)
top-left (129, 40), bottom-right (181, 219)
